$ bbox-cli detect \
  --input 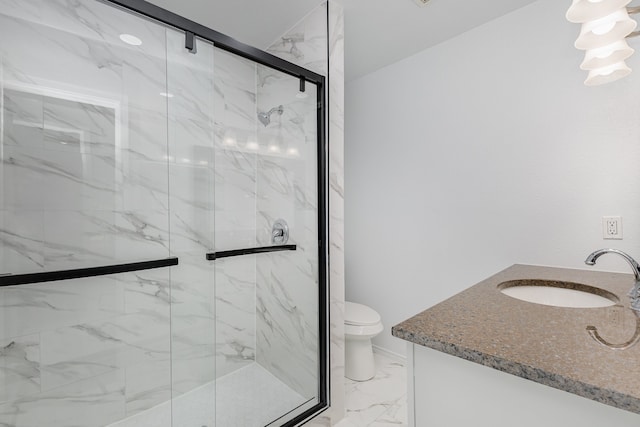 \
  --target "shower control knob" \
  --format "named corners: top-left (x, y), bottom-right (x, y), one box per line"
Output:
top-left (272, 219), bottom-right (289, 244)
